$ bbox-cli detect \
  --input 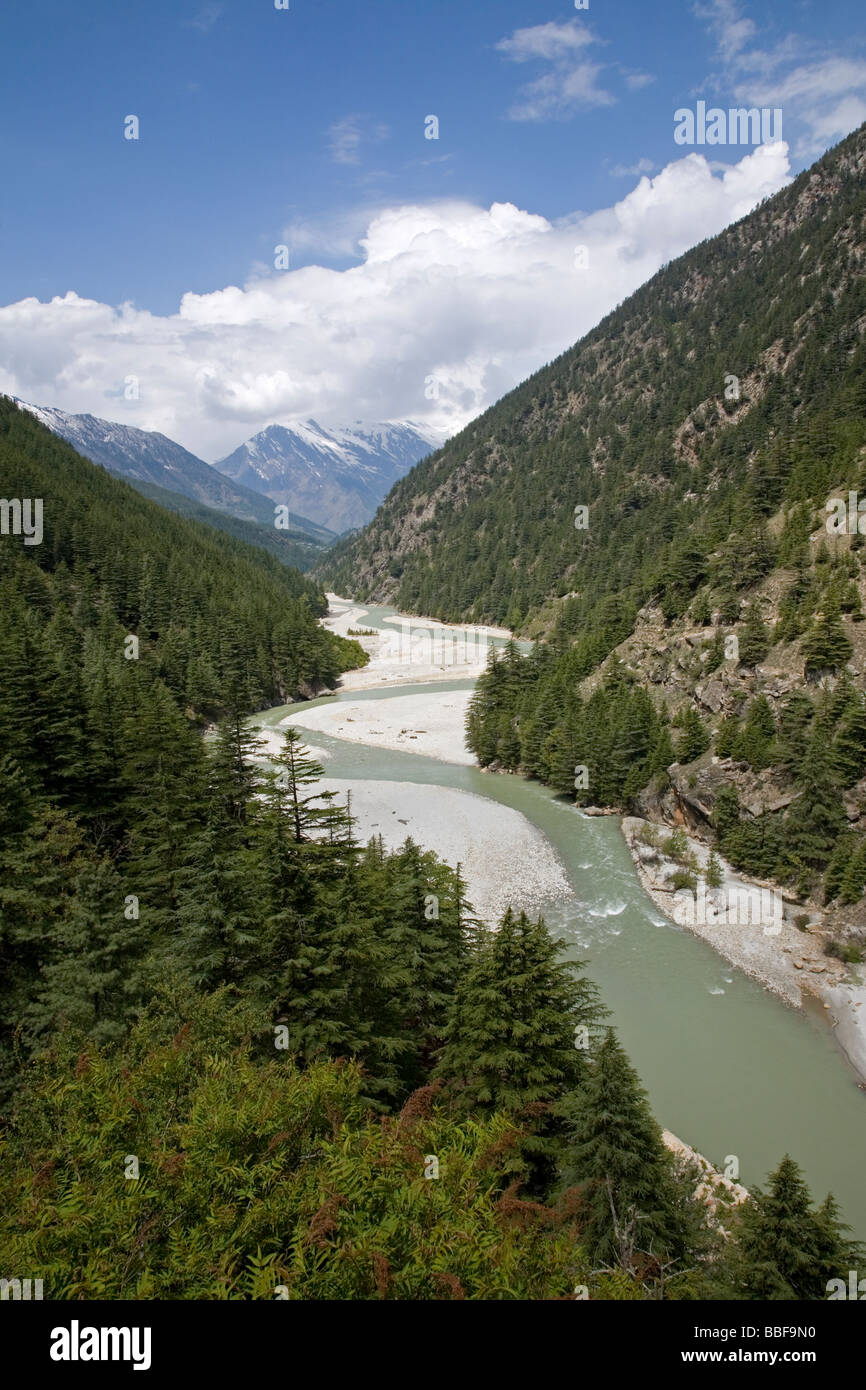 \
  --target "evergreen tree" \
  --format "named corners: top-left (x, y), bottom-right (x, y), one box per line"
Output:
top-left (728, 1156), bottom-right (860, 1300)
top-left (802, 602), bottom-right (853, 675)
top-left (834, 696), bottom-right (866, 785)
top-left (705, 850), bottom-right (723, 888)
top-left (675, 705), bottom-right (710, 764)
top-left (736, 695), bottom-right (776, 770)
top-left (738, 600), bottom-right (770, 668)
top-left (269, 727), bottom-right (342, 843)
top-left (559, 1029), bottom-right (694, 1270)
top-left (435, 910), bottom-right (605, 1183)
top-left (783, 732), bottom-right (846, 875)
